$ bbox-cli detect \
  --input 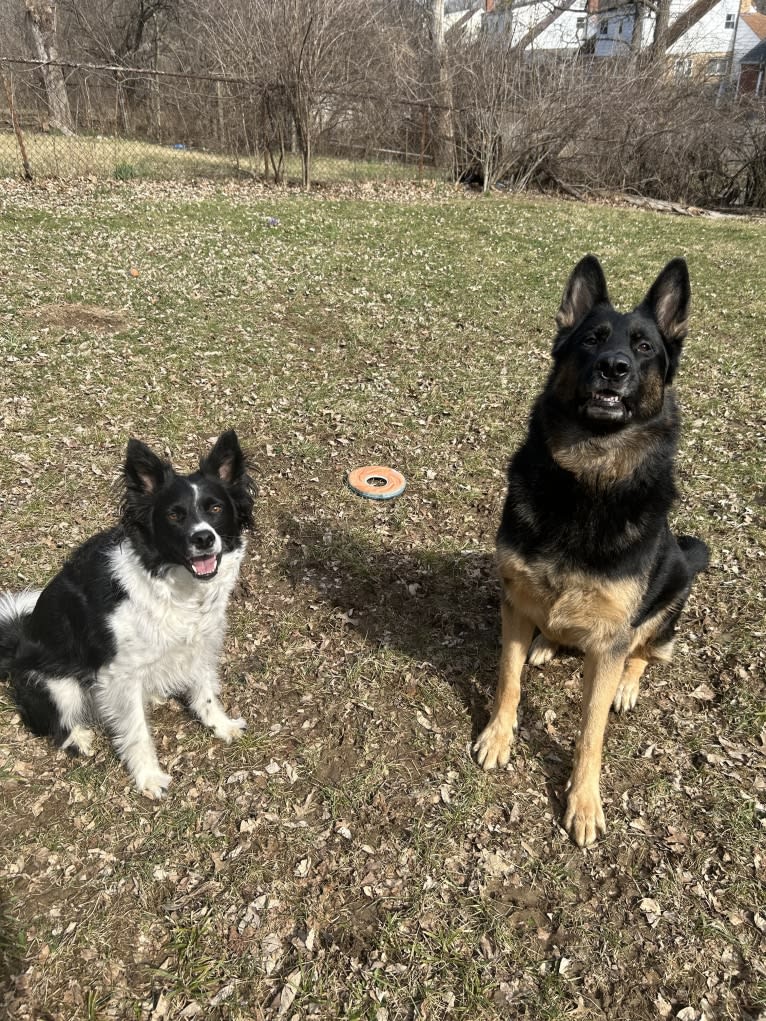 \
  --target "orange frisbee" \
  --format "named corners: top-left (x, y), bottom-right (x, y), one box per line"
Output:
top-left (347, 465), bottom-right (406, 501)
